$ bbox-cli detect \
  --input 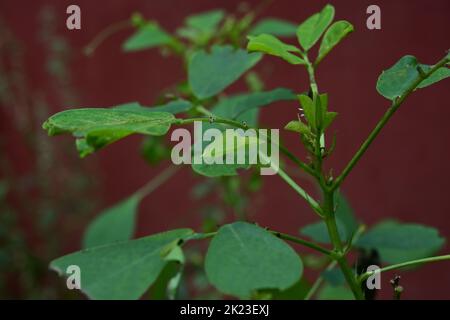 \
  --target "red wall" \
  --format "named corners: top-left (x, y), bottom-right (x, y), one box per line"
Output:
top-left (1, 0), bottom-right (449, 299)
